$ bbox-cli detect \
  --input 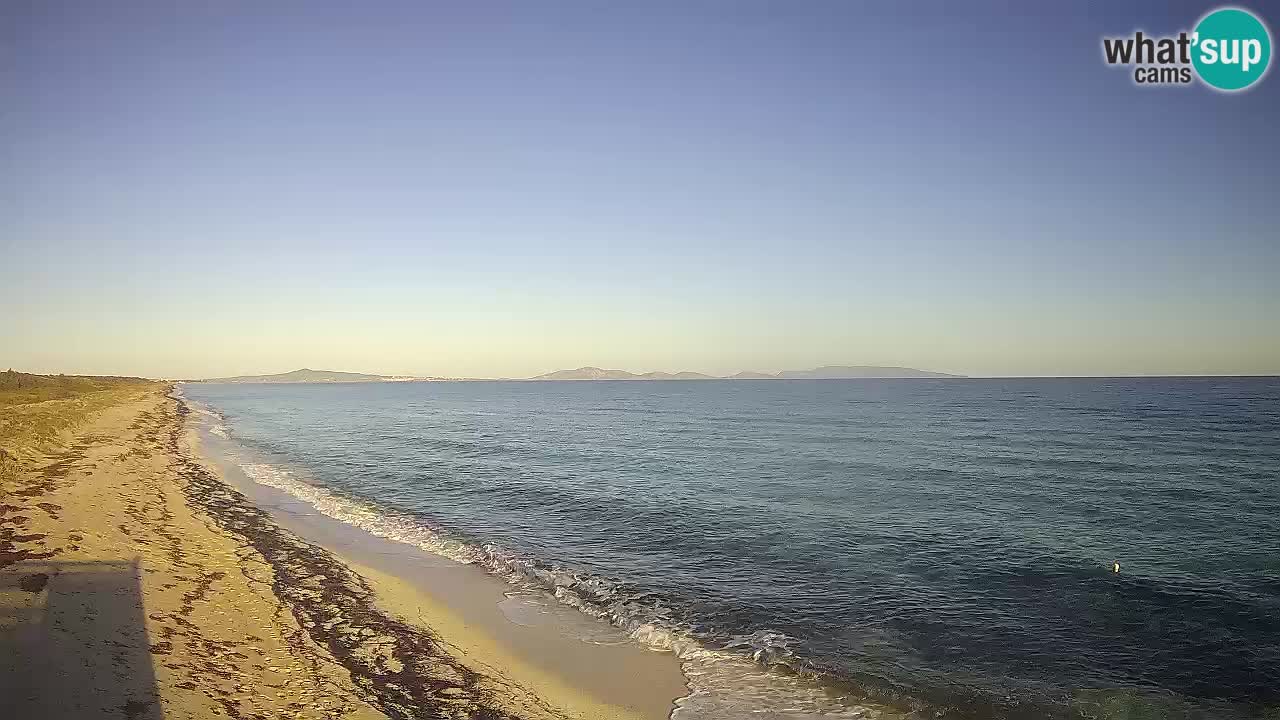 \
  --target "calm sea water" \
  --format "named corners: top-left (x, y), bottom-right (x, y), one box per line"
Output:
top-left (181, 378), bottom-right (1280, 719)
